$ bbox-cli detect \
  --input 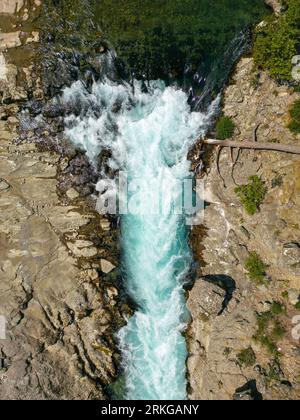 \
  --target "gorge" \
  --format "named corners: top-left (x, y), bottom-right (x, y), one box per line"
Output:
top-left (0, 0), bottom-right (299, 401)
top-left (62, 78), bottom-right (217, 399)
top-left (58, 0), bottom-right (268, 399)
